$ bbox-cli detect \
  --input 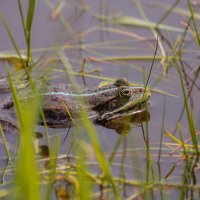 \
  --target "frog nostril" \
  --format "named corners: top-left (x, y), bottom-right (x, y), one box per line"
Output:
top-left (139, 89), bottom-right (143, 93)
